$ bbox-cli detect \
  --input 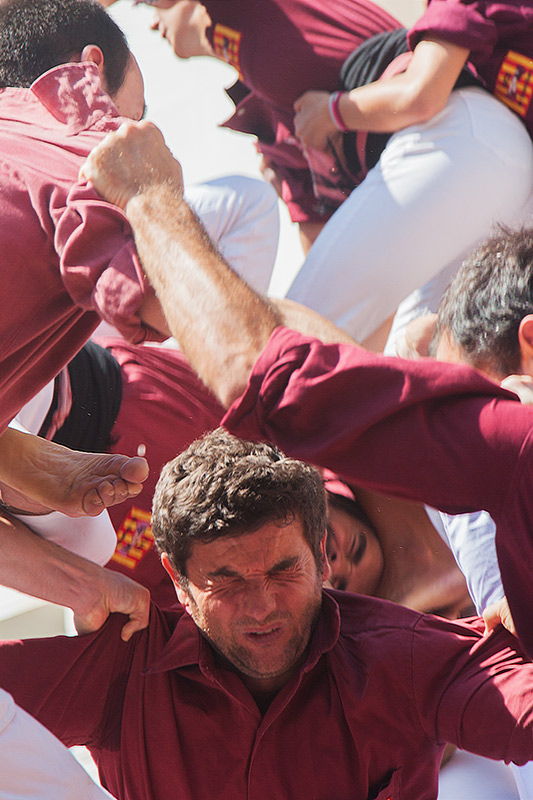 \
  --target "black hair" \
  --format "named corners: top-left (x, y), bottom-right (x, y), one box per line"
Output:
top-left (433, 226), bottom-right (533, 377)
top-left (0, 0), bottom-right (130, 95)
